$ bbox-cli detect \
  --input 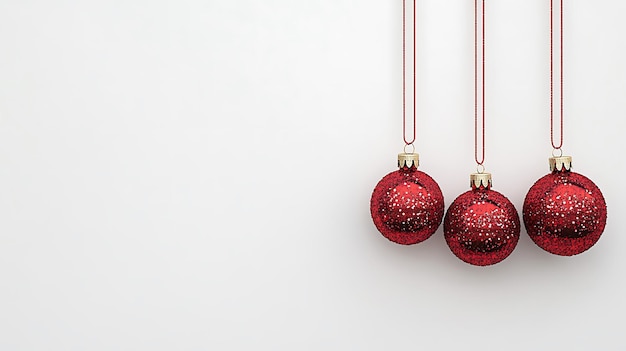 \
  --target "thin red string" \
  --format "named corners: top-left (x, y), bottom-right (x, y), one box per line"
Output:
top-left (403, 0), bottom-right (416, 146)
top-left (550, 0), bottom-right (564, 150)
top-left (475, 0), bottom-right (485, 166)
